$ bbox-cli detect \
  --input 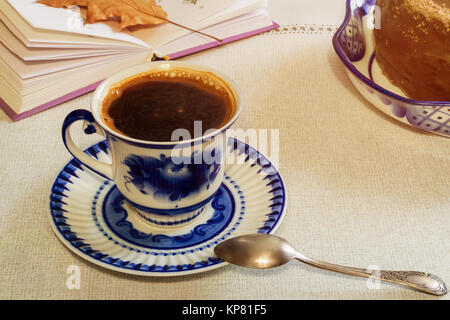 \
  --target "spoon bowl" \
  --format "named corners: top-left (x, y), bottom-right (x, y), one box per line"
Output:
top-left (215, 233), bottom-right (297, 268)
